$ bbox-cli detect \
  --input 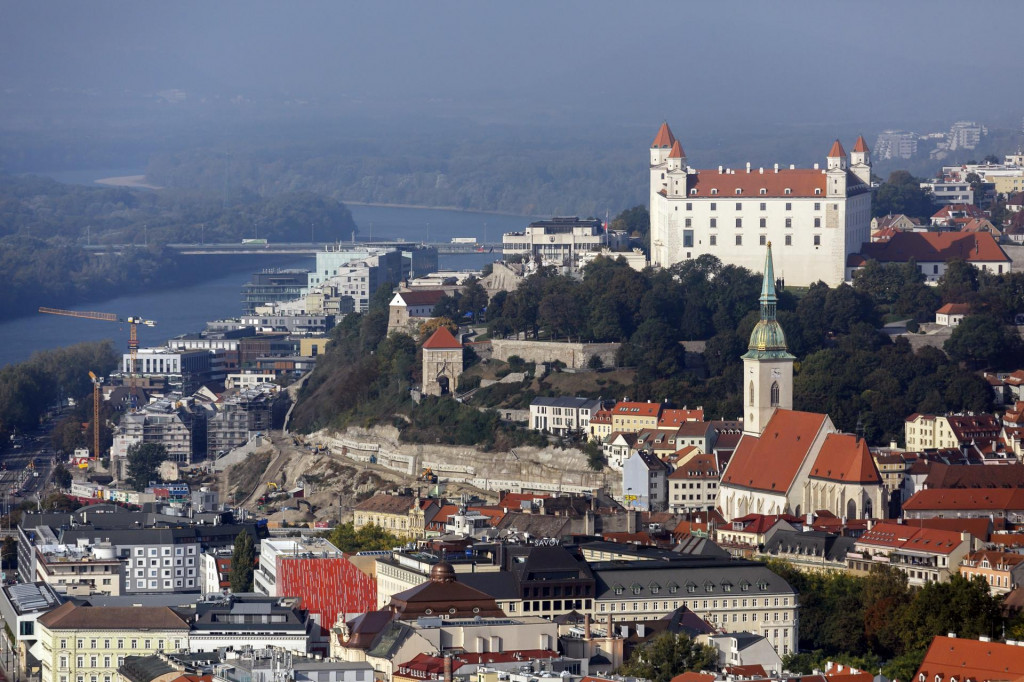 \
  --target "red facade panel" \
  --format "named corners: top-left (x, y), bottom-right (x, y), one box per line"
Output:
top-left (278, 557), bottom-right (377, 630)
